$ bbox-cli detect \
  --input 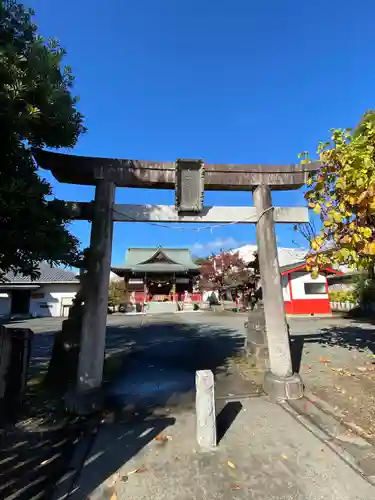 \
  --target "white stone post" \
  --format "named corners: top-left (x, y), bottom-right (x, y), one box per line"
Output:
top-left (77, 179), bottom-right (115, 392)
top-left (253, 184), bottom-right (303, 400)
top-left (195, 370), bottom-right (217, 451)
